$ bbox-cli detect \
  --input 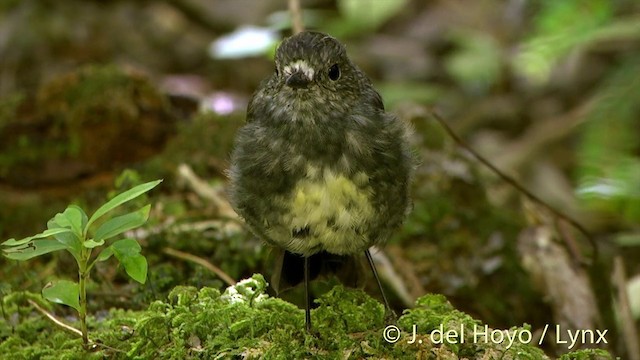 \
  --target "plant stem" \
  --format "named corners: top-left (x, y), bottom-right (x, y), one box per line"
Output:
top-left (78, 249), bottom-right (90, 347)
